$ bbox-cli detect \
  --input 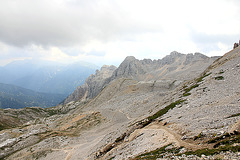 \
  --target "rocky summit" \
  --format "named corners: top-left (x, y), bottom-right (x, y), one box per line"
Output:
top-left (0, 48), bottom-right (240, 160)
